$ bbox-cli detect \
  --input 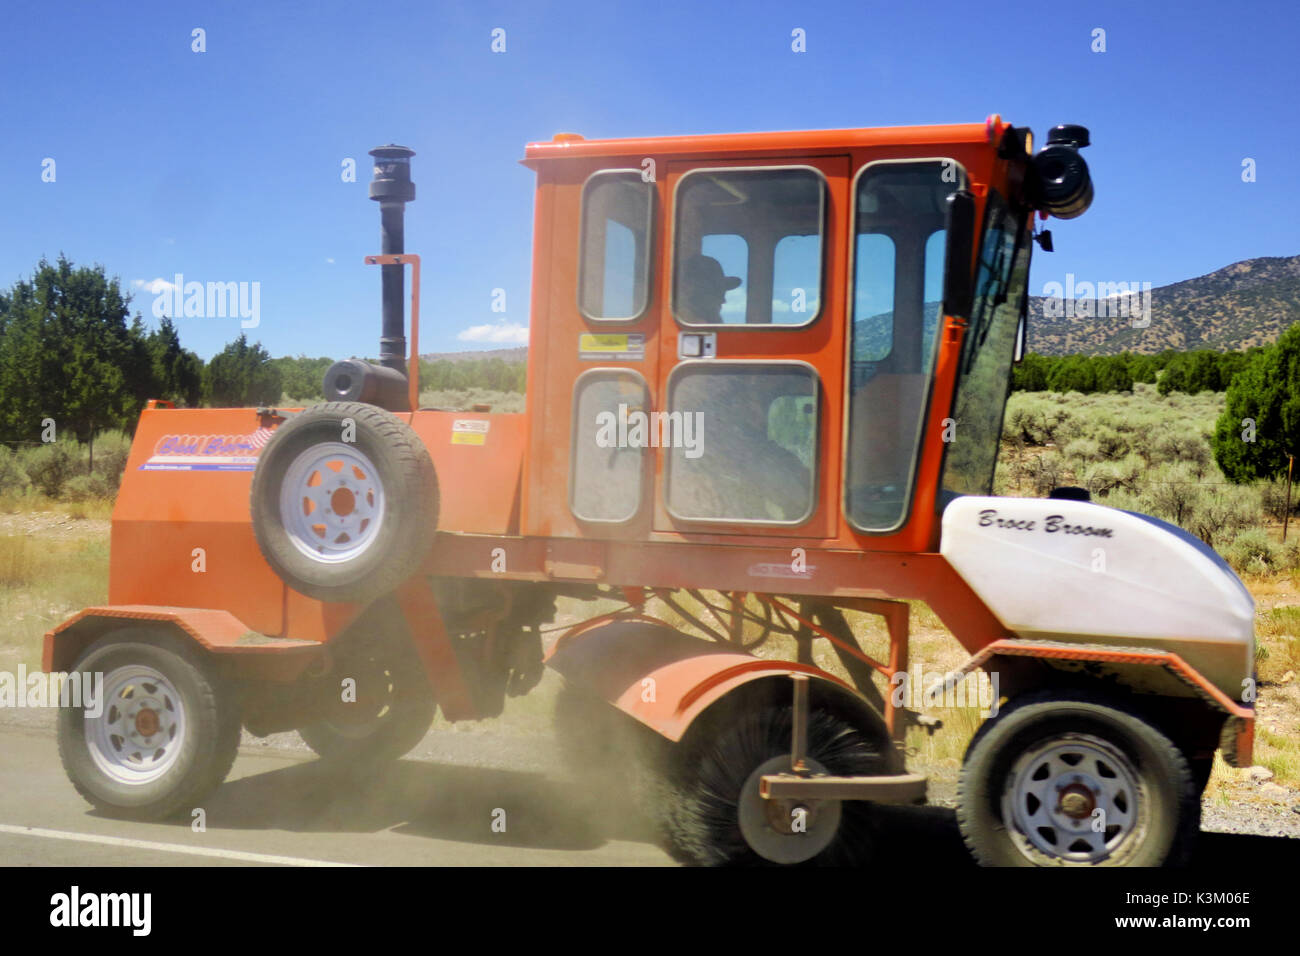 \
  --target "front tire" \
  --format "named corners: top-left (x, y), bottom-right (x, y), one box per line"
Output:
top-left (57, 629), bottom-right (241, 821)
top-left (957, 690), bottom-right (1200, 866)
